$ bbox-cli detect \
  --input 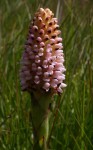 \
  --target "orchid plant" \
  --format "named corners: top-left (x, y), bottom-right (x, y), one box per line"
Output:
top-left (20, 8), bottom-right (66, 150)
